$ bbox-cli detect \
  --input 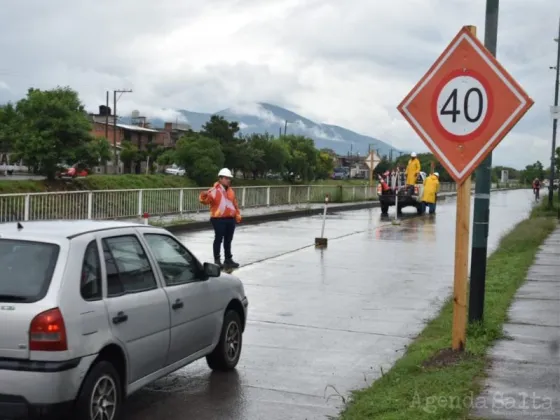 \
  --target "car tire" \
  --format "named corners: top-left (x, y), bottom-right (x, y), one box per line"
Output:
top-left (206, 310), bottom-right (243, 371)
top-left (73, 361), bottom-right (123, 420)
